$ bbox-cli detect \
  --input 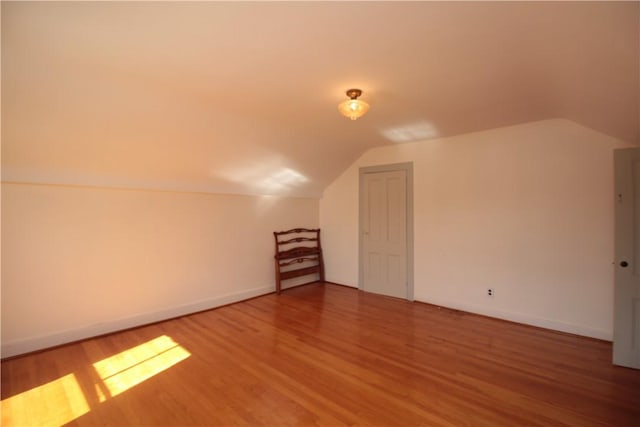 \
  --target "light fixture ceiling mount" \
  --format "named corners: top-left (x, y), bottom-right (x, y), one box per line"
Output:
top-left (338, 88), bottom-right (370, 121)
